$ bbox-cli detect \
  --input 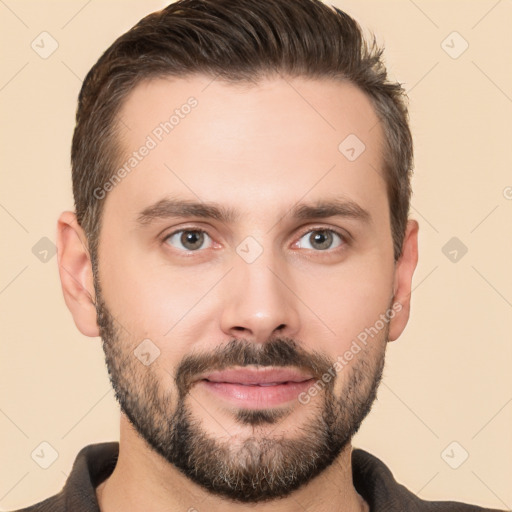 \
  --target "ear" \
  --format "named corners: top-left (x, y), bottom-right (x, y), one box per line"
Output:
top-left (56, 211), bottom-right (100, 337)
top-left (388, 219), bottom-right (419, 342)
